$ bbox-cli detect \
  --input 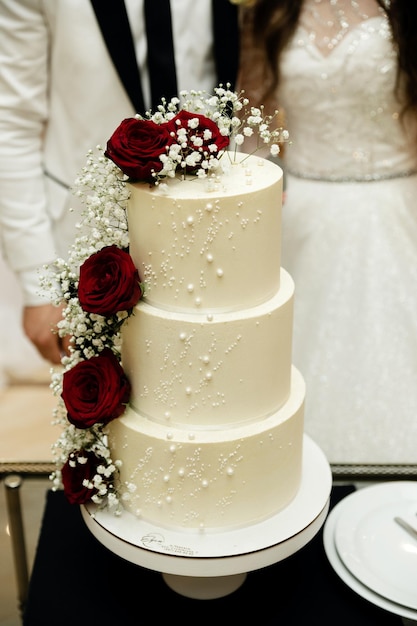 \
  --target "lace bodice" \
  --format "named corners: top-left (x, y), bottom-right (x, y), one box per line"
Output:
top-left (279, 15), bottom-right (417, 180)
